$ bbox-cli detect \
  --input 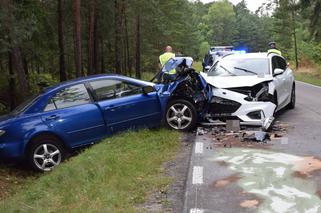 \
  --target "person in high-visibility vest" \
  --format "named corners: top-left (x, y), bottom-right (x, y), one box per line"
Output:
top-left (158, 46), bottom-right (176, 83)
top-left (159, 46), bottom-right (176, 74)
top-left (268, 41), bottom-right (282, 55)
